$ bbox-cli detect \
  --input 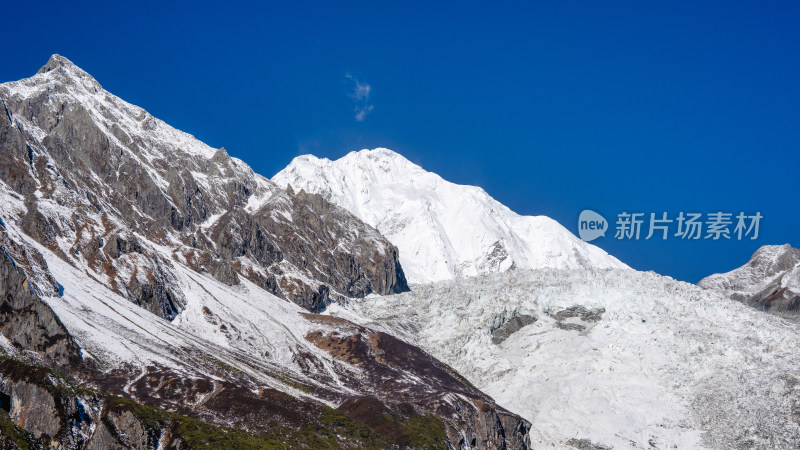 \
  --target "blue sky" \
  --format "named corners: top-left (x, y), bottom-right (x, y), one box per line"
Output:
top-left (2, 1), bottom-right (798, 283)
